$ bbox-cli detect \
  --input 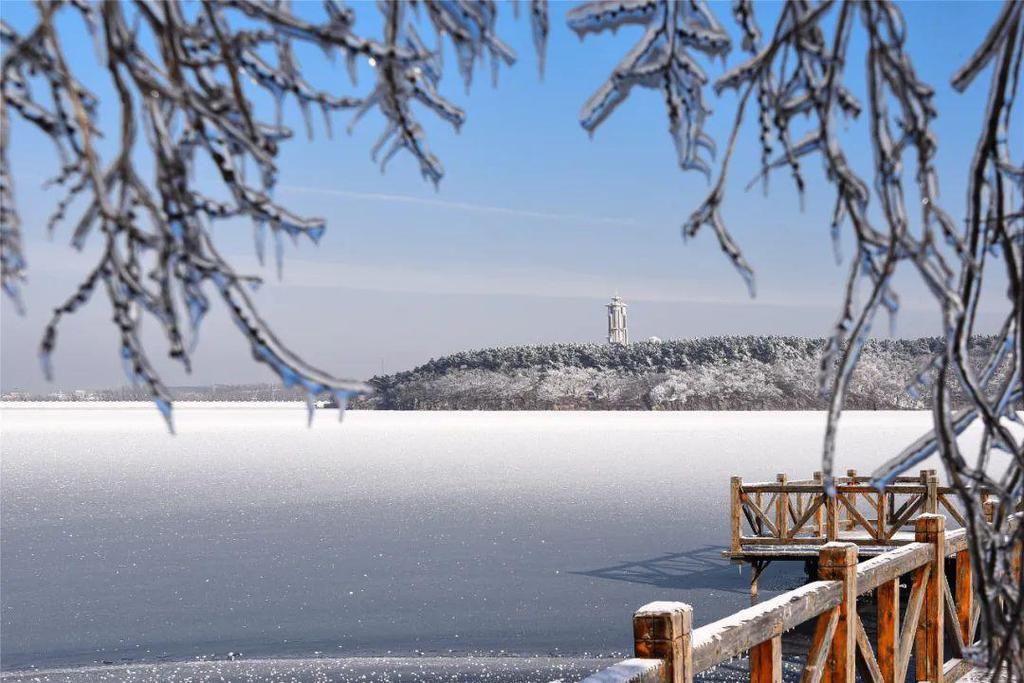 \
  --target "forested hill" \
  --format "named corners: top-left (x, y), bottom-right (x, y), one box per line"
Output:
top-left (360, 336), bottom-right (1011, 411)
